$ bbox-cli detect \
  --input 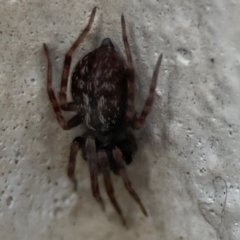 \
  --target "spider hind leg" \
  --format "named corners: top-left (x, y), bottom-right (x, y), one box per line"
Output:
top-left (113, 147), bottom-right (147, 216)
top-left (67, 137), bottom-right (85, 190)
top-left (98, 150), bottom-right (126, 225)
top-left (85, 136), bottom-right (105, 209)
